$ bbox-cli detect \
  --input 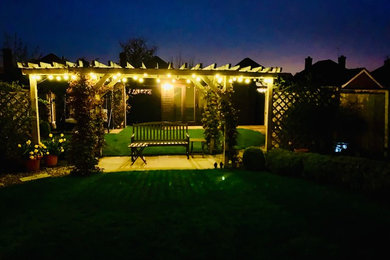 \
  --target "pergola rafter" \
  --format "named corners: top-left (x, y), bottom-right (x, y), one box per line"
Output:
top-left (18, 60), bottom-right (287, 149)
